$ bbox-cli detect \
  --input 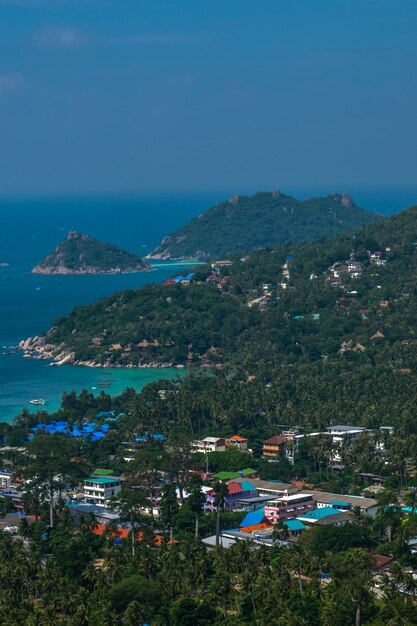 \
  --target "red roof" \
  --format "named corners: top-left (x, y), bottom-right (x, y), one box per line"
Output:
top-left (228, 482), bottom-right (243, 495)
top-left (263, 435), bottom-right (286, 445)
top-left (373, 554), bottom-right (393, 569)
